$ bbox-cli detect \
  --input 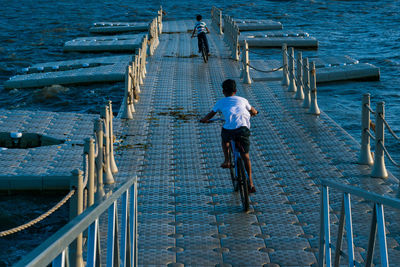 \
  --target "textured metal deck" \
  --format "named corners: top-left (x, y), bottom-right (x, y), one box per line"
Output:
top-left (112, 29), bottom-right (400, 266)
